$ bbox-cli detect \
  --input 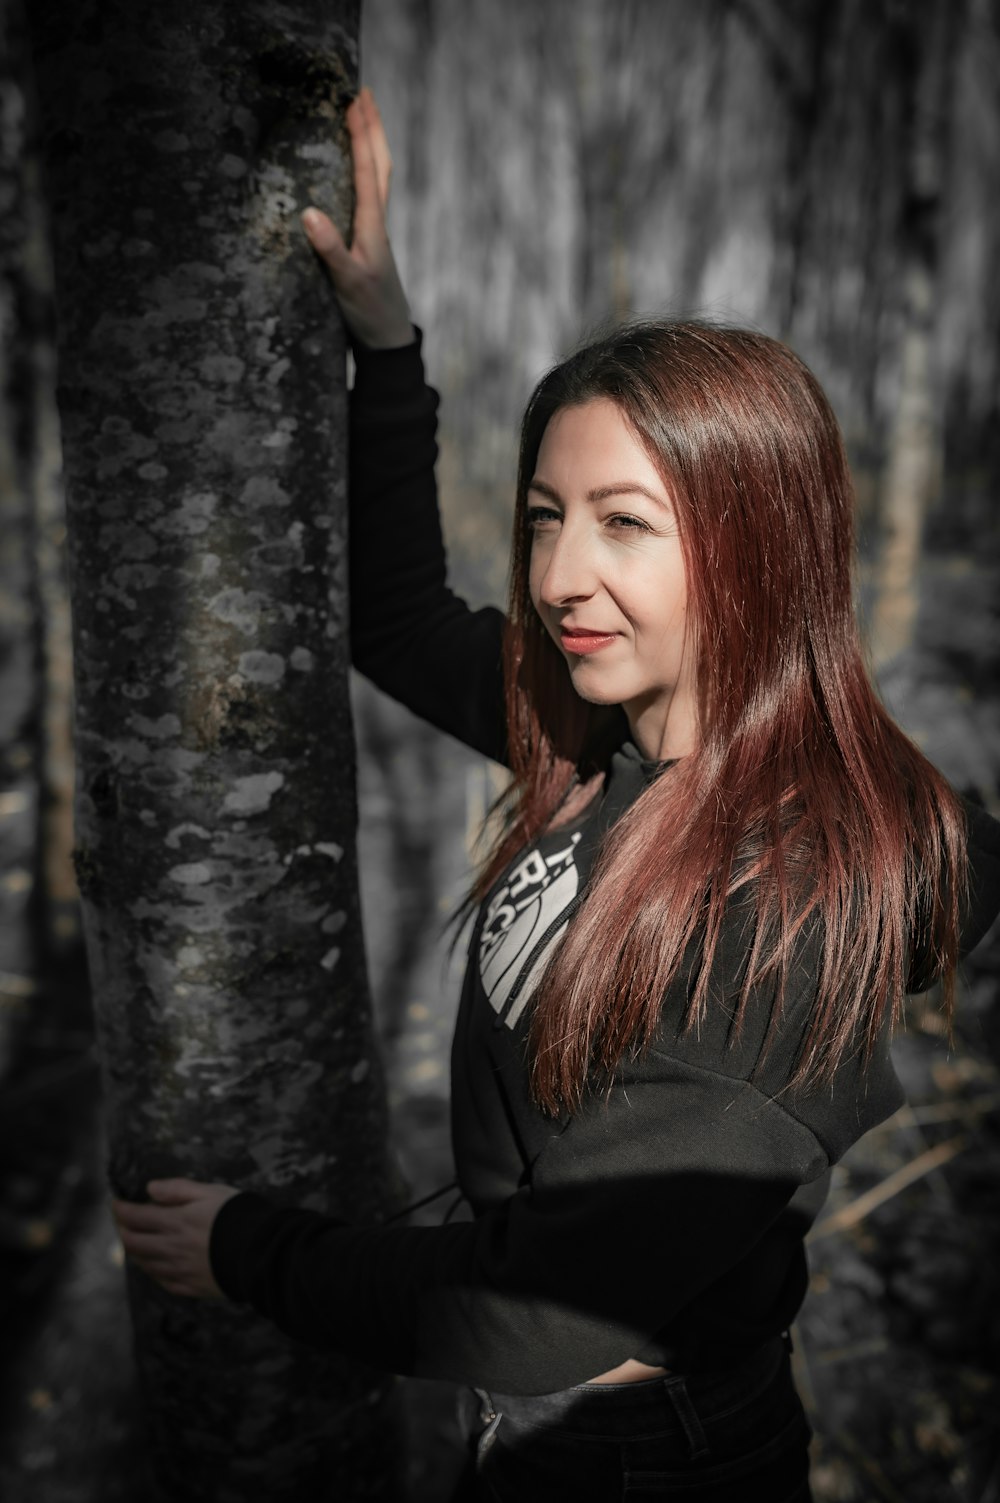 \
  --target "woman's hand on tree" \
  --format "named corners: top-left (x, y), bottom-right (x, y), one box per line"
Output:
top-left (303, 86), bottom-right (415, 351)
top-left (111, 1178), bottom-right (241, 1299)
